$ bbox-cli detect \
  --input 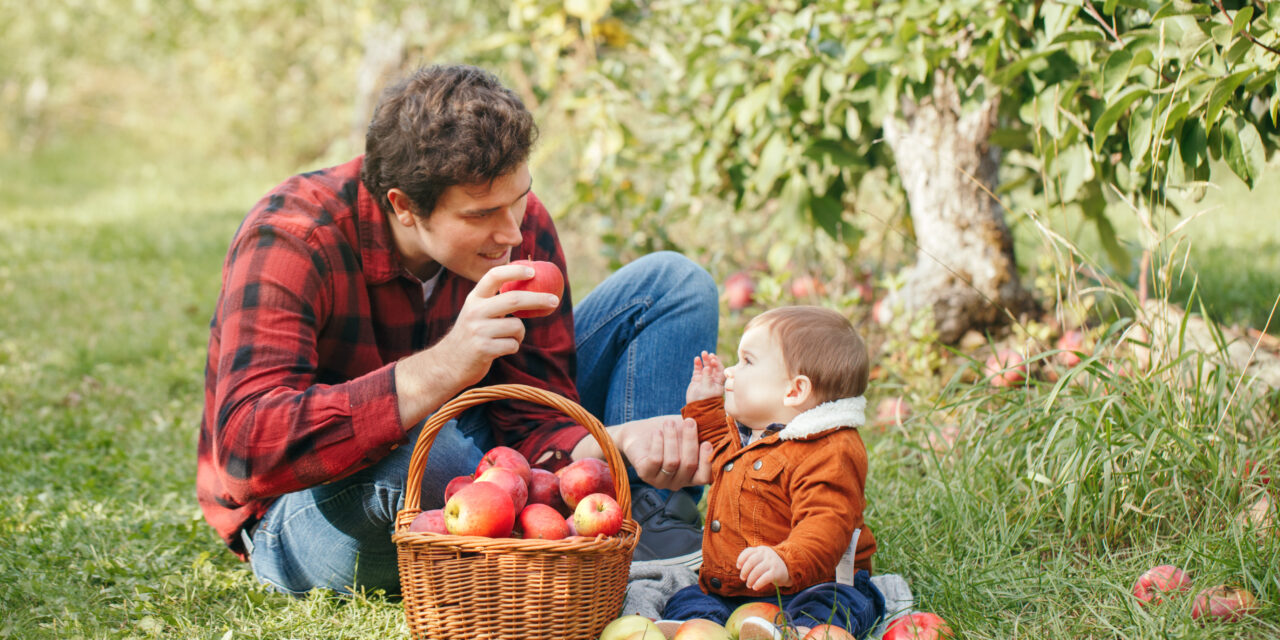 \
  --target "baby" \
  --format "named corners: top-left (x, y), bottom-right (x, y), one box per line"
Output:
top-left (662, 306), bottom-right (884, 635)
